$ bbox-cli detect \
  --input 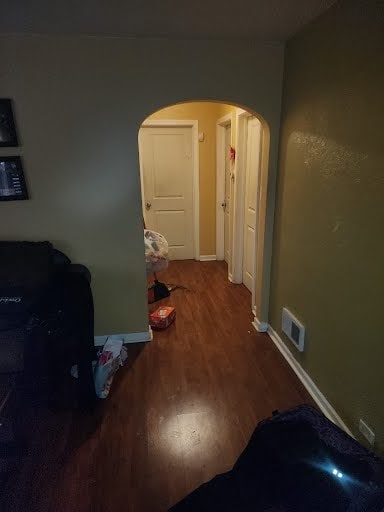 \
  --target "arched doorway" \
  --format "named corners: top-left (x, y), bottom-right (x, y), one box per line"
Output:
top-left (138, 100), bottom-right (271, 331)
